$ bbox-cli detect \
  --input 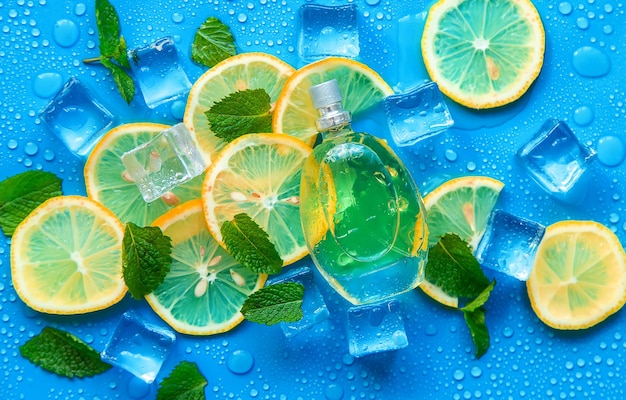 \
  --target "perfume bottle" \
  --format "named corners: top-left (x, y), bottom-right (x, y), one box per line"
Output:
top-left (299, 79), bottom-right (429, 305)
